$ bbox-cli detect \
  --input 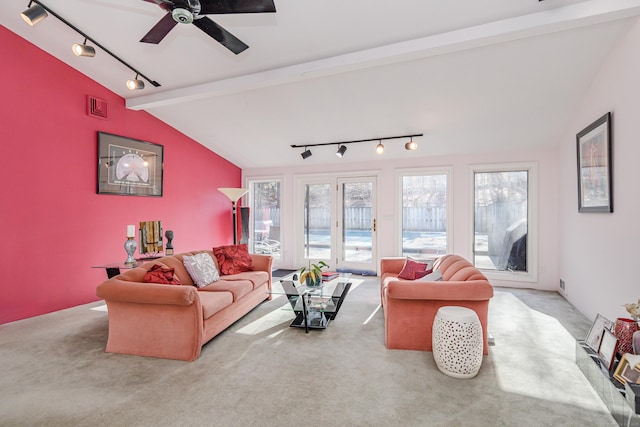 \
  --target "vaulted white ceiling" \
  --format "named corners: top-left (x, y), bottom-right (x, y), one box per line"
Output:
top-left (3, 0), bottom-right (640, 168)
